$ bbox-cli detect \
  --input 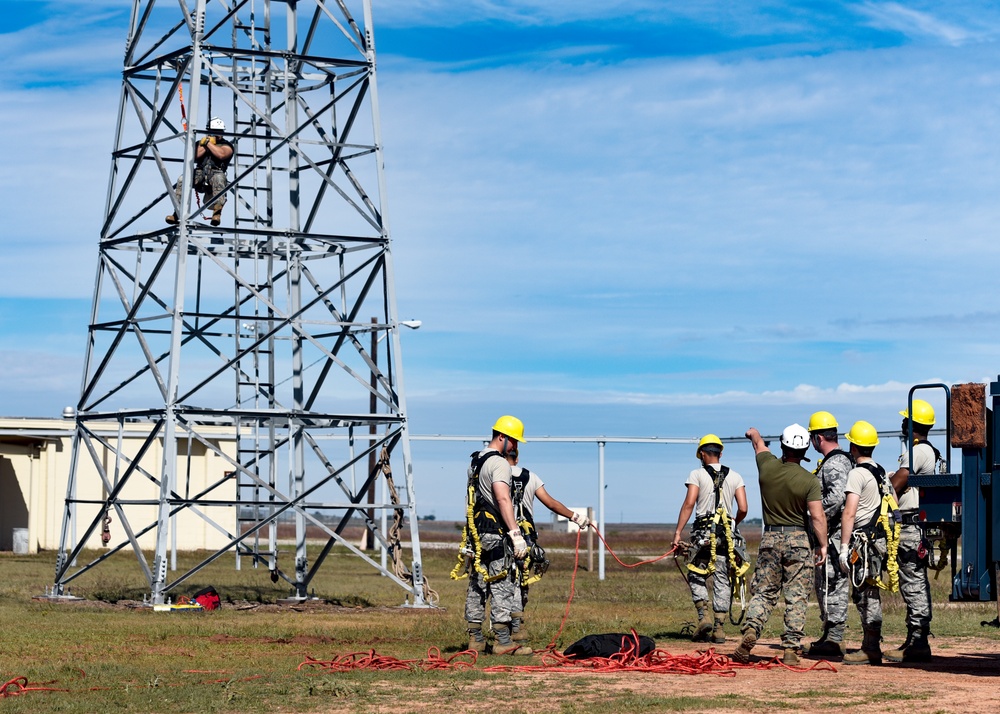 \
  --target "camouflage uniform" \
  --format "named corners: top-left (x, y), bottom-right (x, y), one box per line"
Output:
top-left (743, 530), bottom-right (814, 649)
top-left (464, 450), bottom-right (520, 641)
top-left (464, 532), bottom-right (519, 626)
top-left (688, 537), bottom-right (732, 613)
top-left (813, 451), bottom-right (852, 644)
top-left (897, 526), bottom-right (931, 628)
top-left (841, 459), bottom-right (892, 664)
top-left (172, 138), bottom-right (232, 213)
top-left (896, 441), bottom-right (935, 631)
